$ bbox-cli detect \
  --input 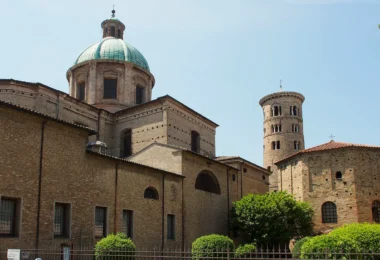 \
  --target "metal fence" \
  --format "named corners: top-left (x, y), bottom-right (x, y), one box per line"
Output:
top-left (0, 245), bottom-right (379, 260)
